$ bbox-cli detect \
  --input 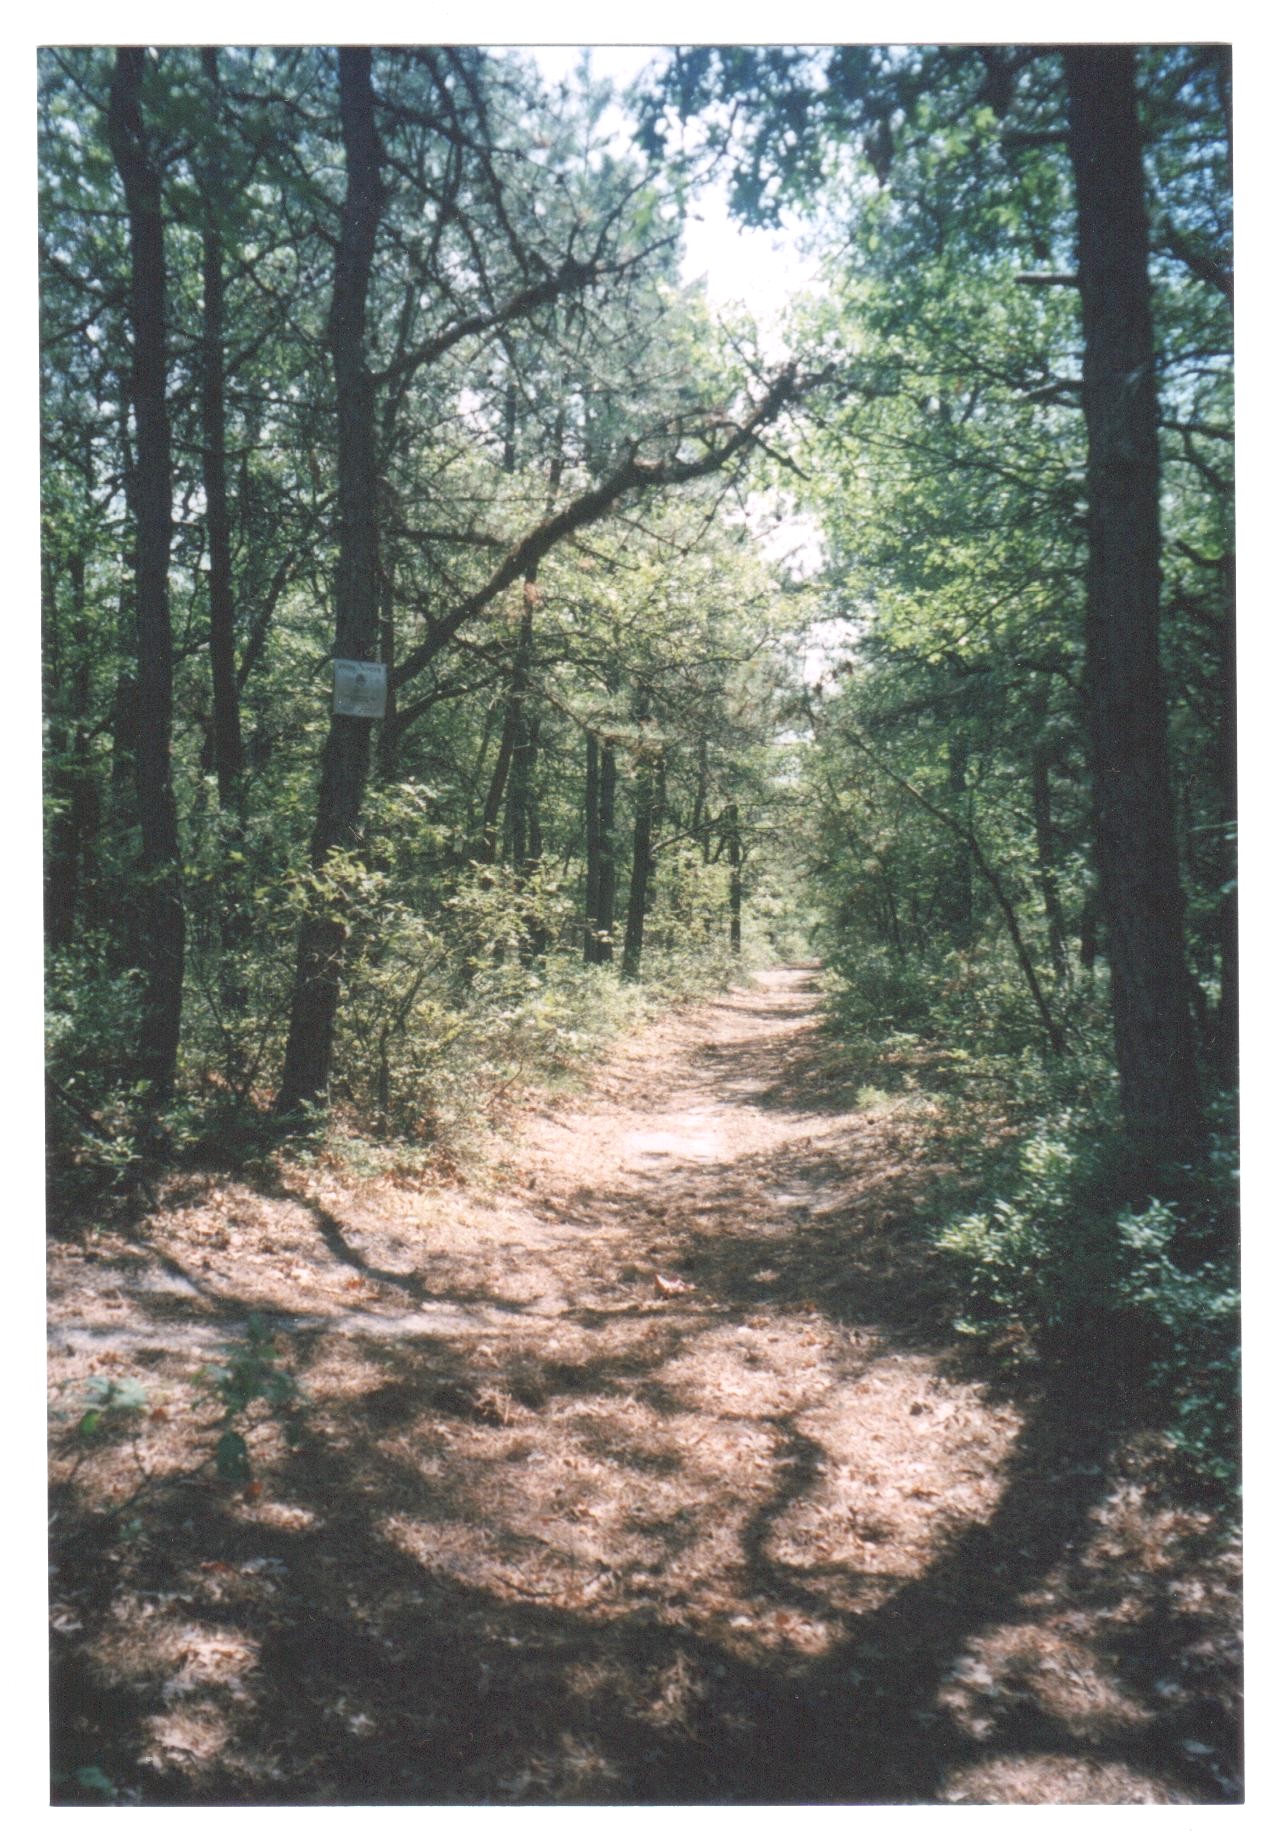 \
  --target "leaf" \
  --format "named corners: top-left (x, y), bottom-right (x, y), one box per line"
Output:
top-left (215, 1430), bottom-right (252, 1482)
top-left (78, 1410), bottom-right (101, 1438)
top-left (73, 1766), bottom-right (117, 1798)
